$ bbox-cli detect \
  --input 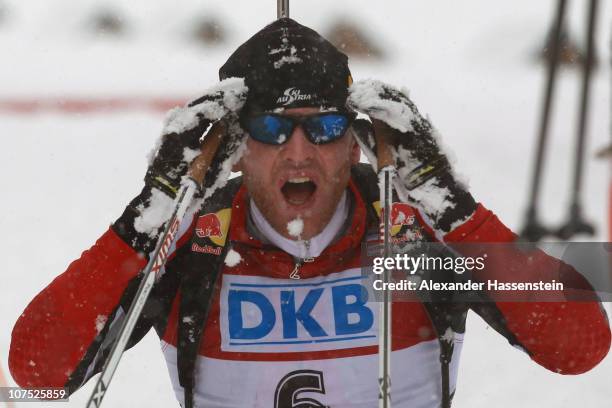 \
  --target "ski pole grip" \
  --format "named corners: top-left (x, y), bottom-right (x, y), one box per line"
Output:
top-left (189, 121), bottom-right (226, 186)
top-left (372, 120), bottom-right (395, 170)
